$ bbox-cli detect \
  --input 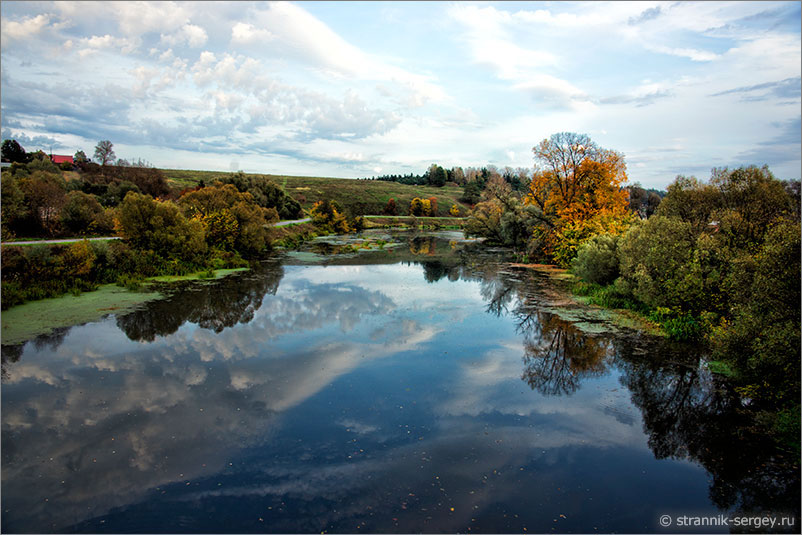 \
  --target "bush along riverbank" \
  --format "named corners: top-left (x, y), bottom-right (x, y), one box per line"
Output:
top-left (565, 170), bottom-right (800, 454)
